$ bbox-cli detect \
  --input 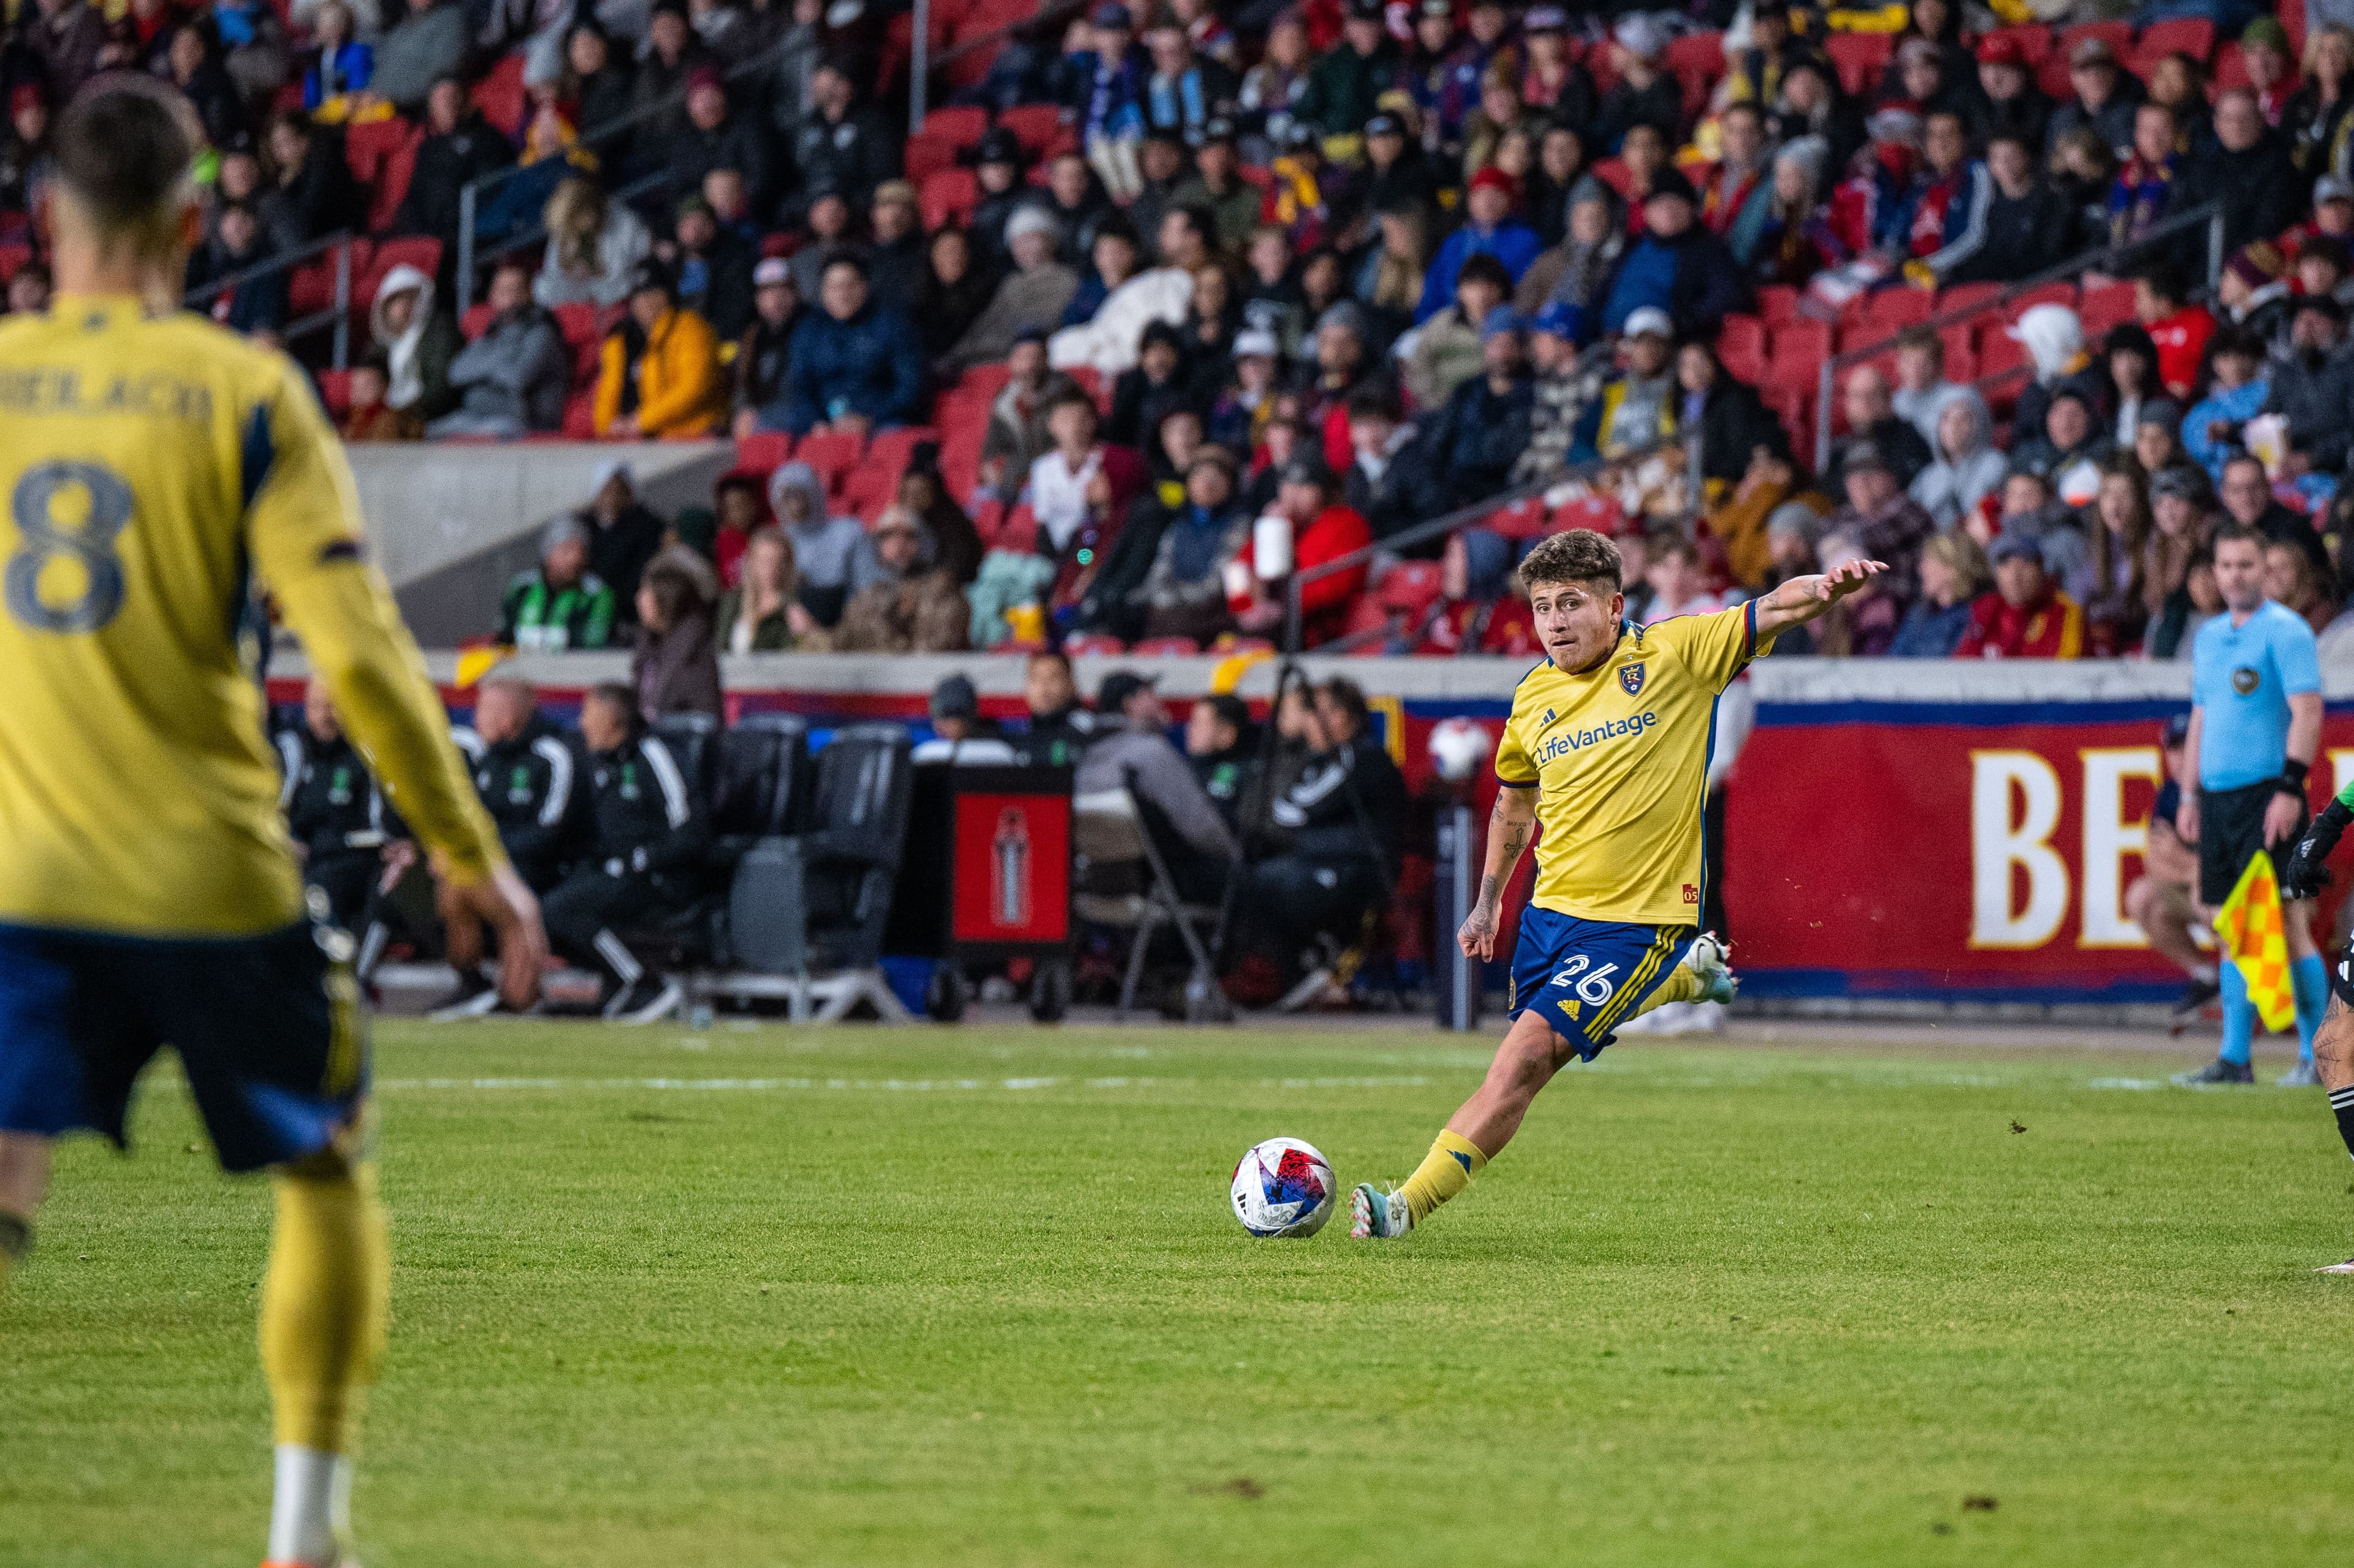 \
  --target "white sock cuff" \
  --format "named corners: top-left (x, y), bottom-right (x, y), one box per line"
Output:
top-left (268, 1444), bottom-right (349, 1567)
